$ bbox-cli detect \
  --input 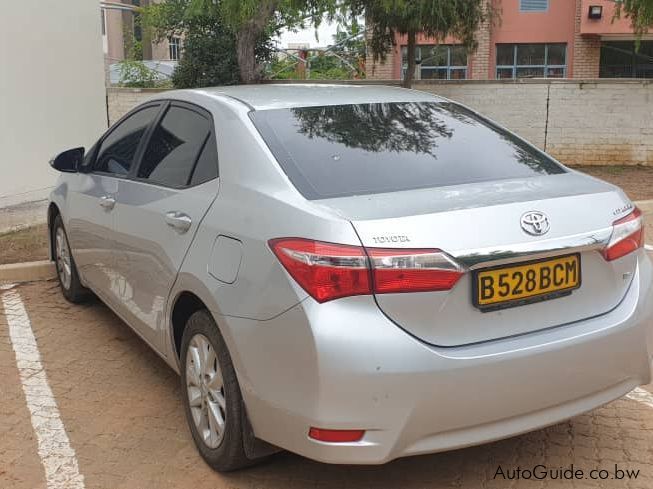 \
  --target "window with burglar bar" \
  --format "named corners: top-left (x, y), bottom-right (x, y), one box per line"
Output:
top-left (169, 36), bottom-right (181, 61)
top-left (496, 43), bottom-right (566, 79)
top-left (402, 45), bottom-right (468, 80)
